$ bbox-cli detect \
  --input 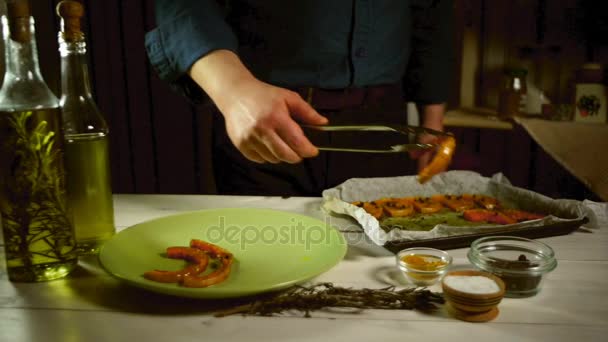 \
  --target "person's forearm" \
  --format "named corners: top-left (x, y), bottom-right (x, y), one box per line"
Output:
top-left (188, 49), bottom-right (256, 109)
top-left (417, 103), bottom-right (445, 131)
